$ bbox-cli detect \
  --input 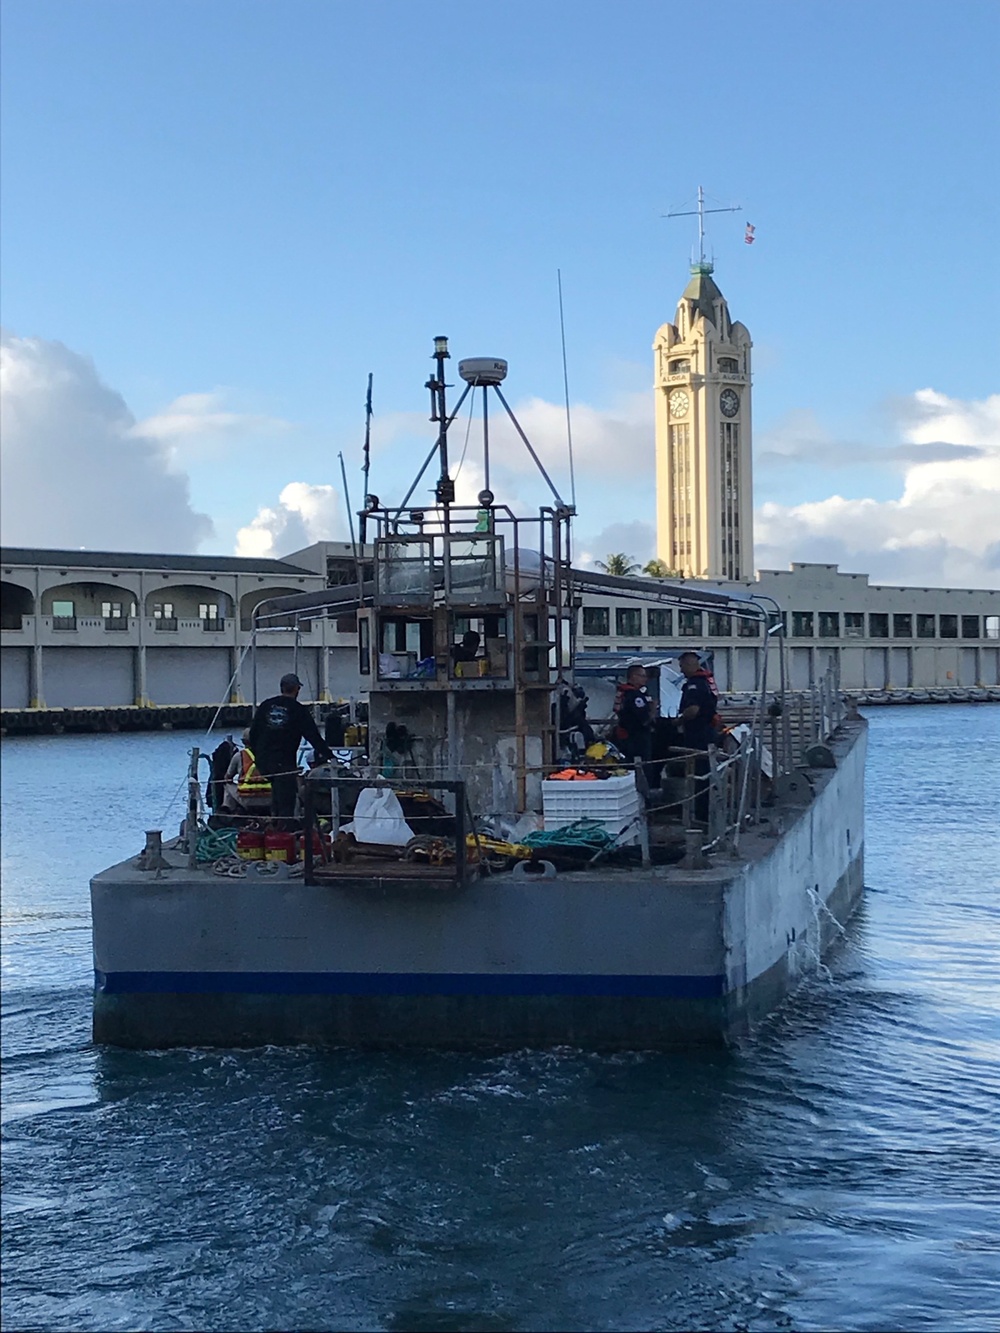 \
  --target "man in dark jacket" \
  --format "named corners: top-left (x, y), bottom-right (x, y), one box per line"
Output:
top-left (677, 651), bottom-right (718, 751)
top-left (248, 674), bottom-right (332, 820)
top-left (613, 661), bottom-right (657, 767)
